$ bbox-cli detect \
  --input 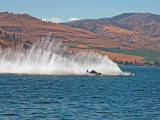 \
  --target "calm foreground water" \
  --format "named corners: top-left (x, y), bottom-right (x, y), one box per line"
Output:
top-left (0, 66), bottom-right (160, 120)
